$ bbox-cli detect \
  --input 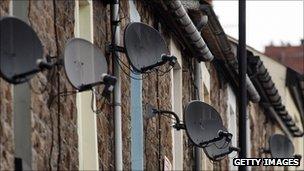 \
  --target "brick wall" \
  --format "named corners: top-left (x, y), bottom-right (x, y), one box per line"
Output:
top-left (265, 45), bottom-right (304, 74)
